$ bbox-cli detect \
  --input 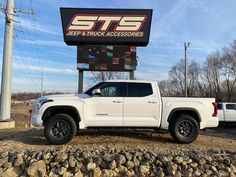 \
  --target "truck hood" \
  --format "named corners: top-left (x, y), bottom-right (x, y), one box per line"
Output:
top-left (37, 93), bottom-right (90, 102)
